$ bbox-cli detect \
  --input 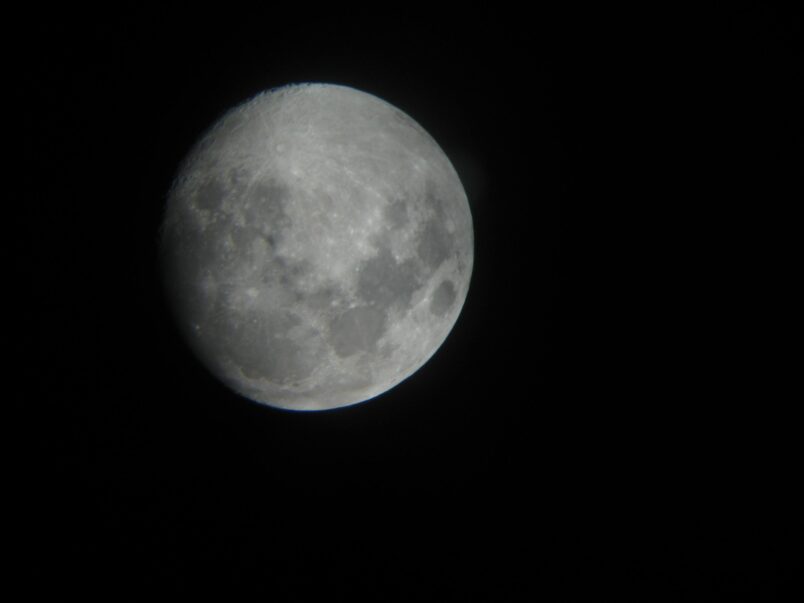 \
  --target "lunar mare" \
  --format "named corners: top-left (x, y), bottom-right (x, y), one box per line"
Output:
top-left (160, 83), bottom-right (473, 411)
